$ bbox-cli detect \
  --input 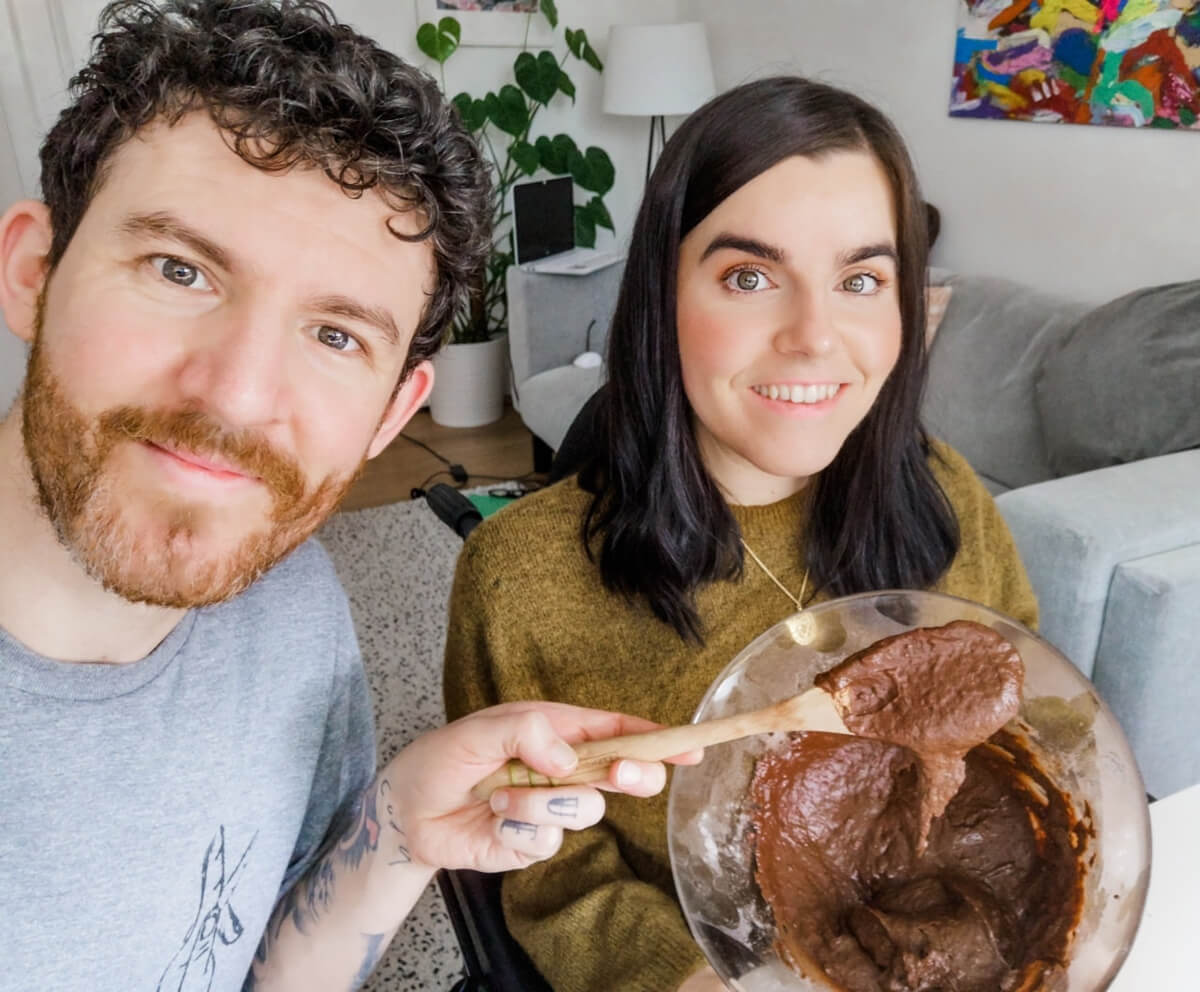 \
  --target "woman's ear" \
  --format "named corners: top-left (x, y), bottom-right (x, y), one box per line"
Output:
top-left (366, 359), bottom-right (435, 460)
top-left (0, 201), bottom-right (53, 343)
